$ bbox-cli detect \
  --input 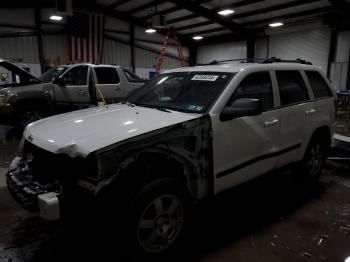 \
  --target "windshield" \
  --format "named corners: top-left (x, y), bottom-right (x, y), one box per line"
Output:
top-left (127, 71), bottom-right (234, 113)
top-left (39, 66), bottom-right (69, 83)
